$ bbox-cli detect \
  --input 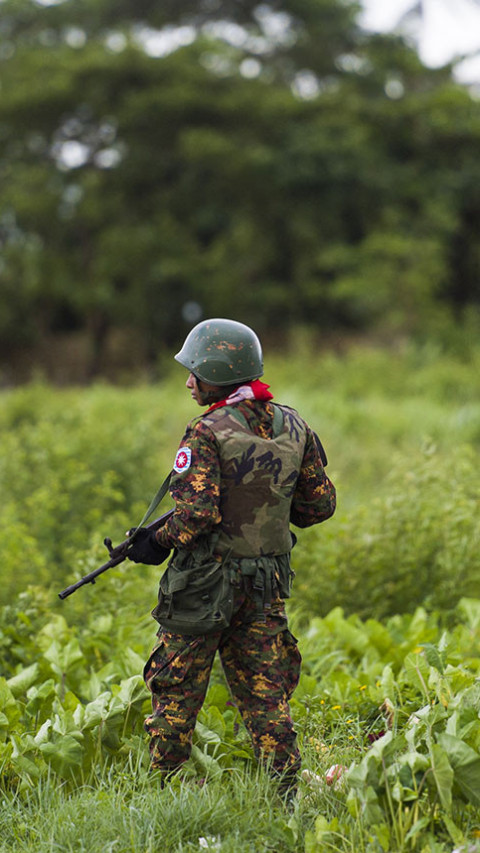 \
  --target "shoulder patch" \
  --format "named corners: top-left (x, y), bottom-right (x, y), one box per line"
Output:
top-left (173, 446), bottom-right (192, 474)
